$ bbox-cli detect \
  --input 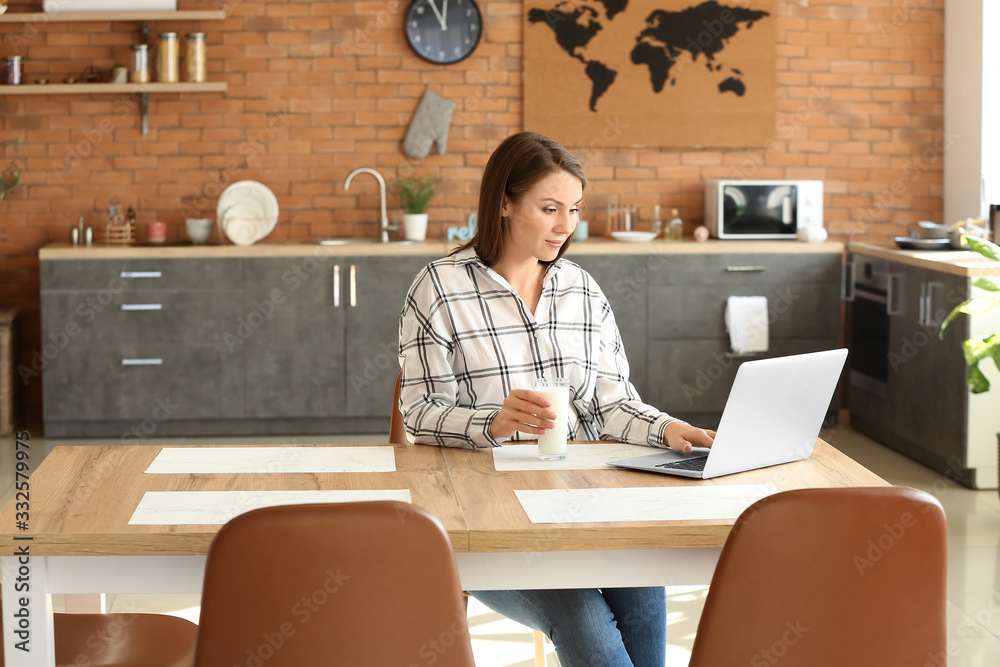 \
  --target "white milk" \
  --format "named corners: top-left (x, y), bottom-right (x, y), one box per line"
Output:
top-left (534, 384), bottom-right (569, 460)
